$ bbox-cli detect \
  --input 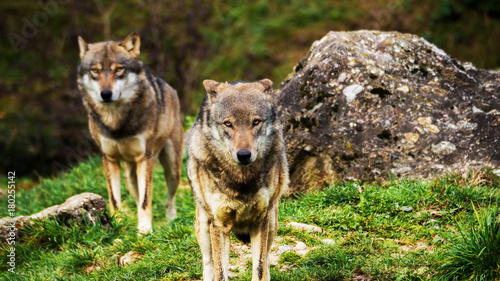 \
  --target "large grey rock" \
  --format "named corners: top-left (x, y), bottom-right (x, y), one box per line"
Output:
top-left (276, 30), bottom-right (500, 193)
top-left (0, 192), bottom-right (110, 243)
